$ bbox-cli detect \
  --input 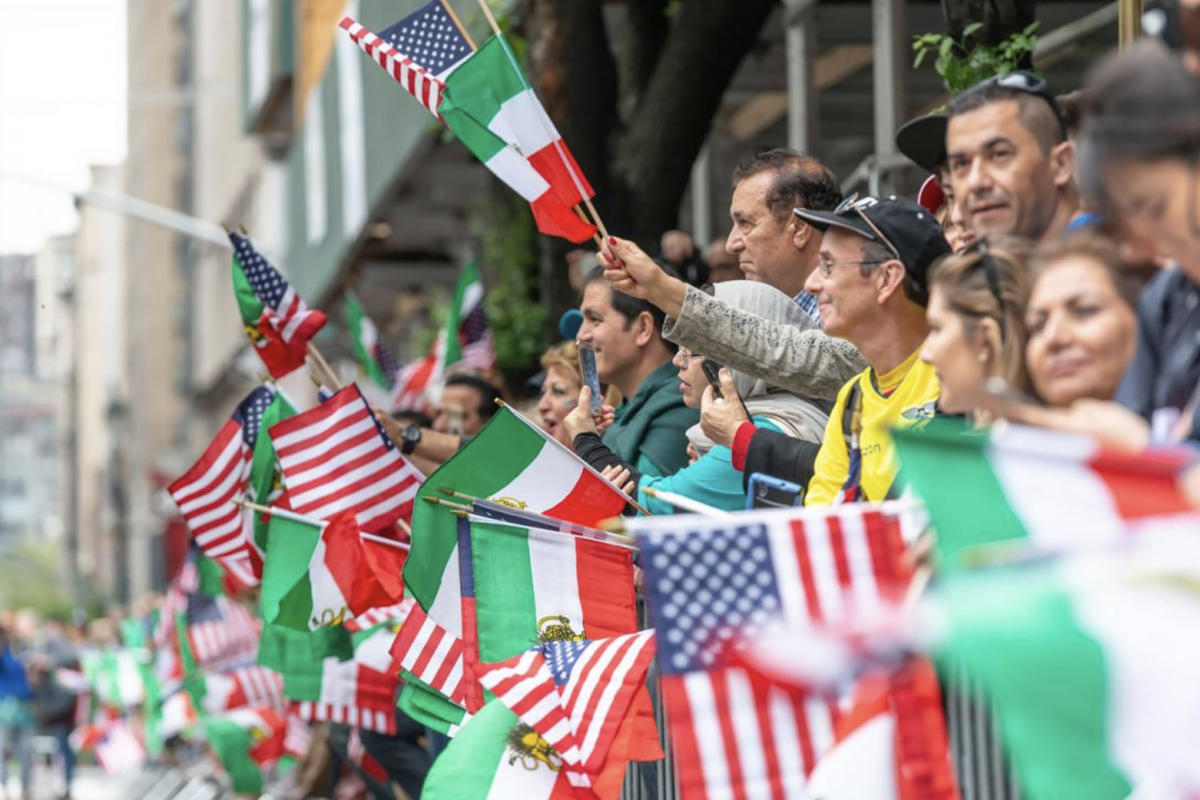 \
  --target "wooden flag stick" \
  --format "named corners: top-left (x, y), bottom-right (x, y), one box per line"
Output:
top-left (472, 0), bottom-right (611, 241)
top-left (422, 495), bottom-right (472, 513)
top-left (642, 486), bottom-right (733, 518)
top-left (234, 497), bottom-right (411, 543)
top-left (439, 0), bottom-right (477, 50)
top-left (360, 531), bottom-right (411, 551)
top-left (575, 207), bottom-right (605, 249)
top-left (233, 497), bottom-right (324, 527)
top-left (307, 342), bottom-right (343, 391)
